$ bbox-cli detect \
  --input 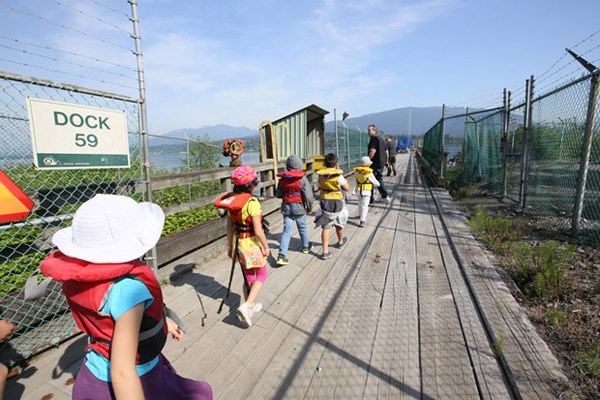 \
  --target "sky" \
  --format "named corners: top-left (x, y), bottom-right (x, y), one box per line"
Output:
top-left (1, 0), bottom-right (600, 134)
